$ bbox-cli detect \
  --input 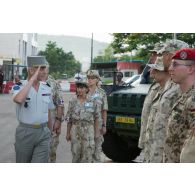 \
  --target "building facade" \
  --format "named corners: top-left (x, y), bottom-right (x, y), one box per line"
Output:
top-left (0, 33), bottom-right (38, 65)
top-left (0, 33), bottom-right (38, 81)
